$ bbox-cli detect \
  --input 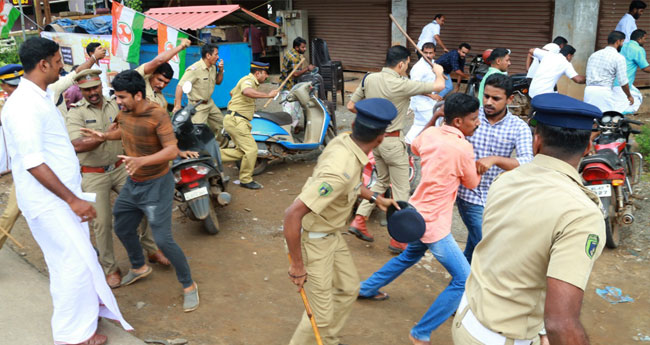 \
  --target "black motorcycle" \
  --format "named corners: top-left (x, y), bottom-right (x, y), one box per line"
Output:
top-left (170, 83), bottom-right (231, 234)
